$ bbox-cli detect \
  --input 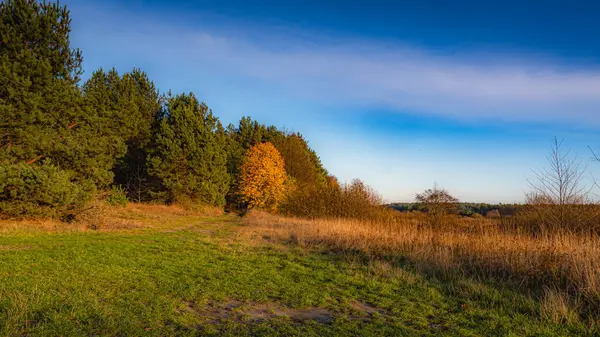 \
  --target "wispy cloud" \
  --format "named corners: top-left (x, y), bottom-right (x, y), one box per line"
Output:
top-left (184, 32), bottom-right (600, 125)
top-left (68, 1), bottom-right (600, 202)
top-left (72, 2), bottom-right (600, 125)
